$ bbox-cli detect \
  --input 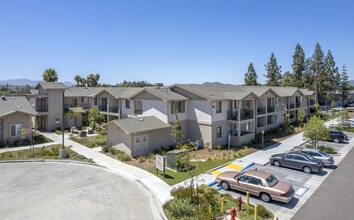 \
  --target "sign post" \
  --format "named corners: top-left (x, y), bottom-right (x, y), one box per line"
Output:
top-left (228, 133), bottom-right (231, 160)
top-left (156, 154), bottom-right (165, 178)
top-left (262, 128), bottom-right (264, 146)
